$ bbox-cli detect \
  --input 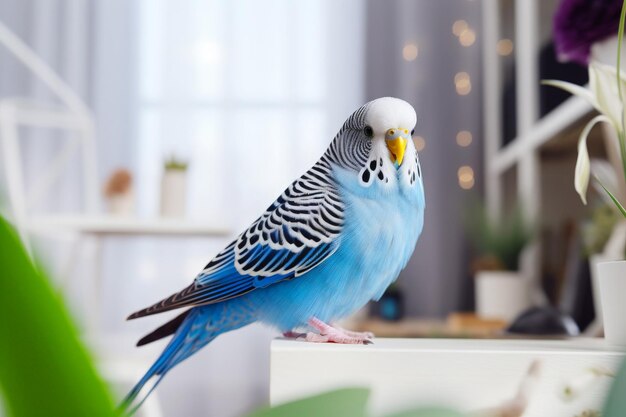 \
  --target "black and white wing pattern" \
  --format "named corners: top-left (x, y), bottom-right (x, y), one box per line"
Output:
top-left (128, 159), bottom-right (344, 319)
top-left (232, 160), bottom-right (344, 280)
